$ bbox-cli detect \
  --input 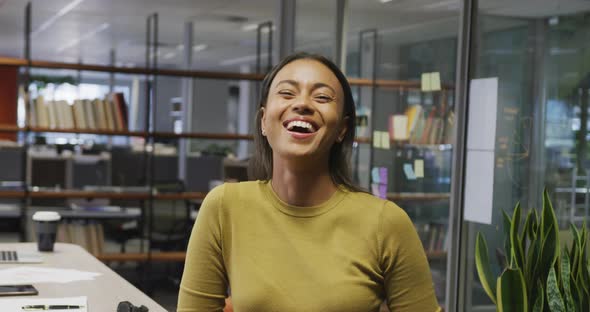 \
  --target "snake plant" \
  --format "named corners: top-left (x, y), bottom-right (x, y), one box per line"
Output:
top-left (475, 189), bottom-right (590, 312)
